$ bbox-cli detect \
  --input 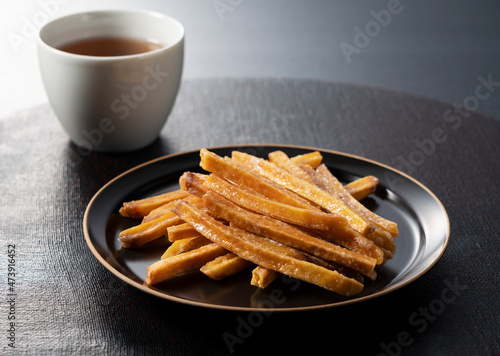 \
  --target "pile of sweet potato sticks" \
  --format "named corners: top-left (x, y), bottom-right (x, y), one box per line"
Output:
top-left (117, 149), bottom-right (398, 296)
